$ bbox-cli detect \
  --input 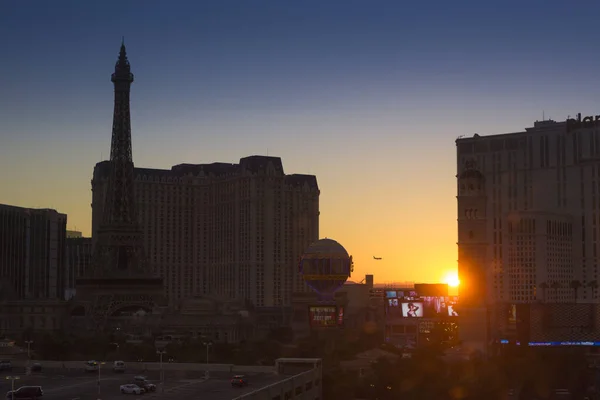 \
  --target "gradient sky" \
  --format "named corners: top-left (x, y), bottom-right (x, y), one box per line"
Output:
top-left (2, 0), bottom-right (600, 285)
